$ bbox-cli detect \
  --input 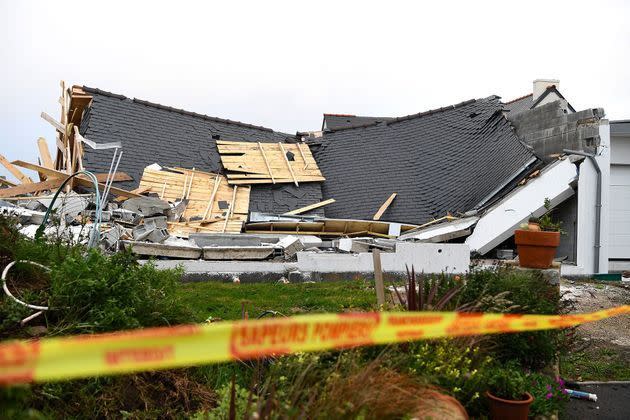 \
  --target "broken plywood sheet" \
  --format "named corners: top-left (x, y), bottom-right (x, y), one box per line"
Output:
top-left (137, 166), bottom-right (250, 234)
top-left (245, 218), bottom-right (418, 238)
top-left (216, 140), bottom-right (325, 185)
